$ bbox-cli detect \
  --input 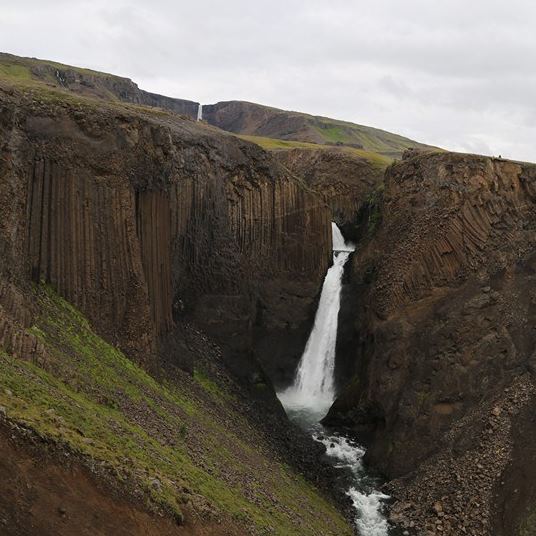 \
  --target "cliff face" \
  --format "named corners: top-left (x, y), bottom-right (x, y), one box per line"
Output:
top-left (0, 60), bottom-right (353, 536)
top-left (274, 147), bottom-right (387, 239)
top-left (0, 78), bottom-right (331, 380)
top-left (0, 53), bottom-right (199, 119)
top-left (326, 151), bottom-right (536, 535)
